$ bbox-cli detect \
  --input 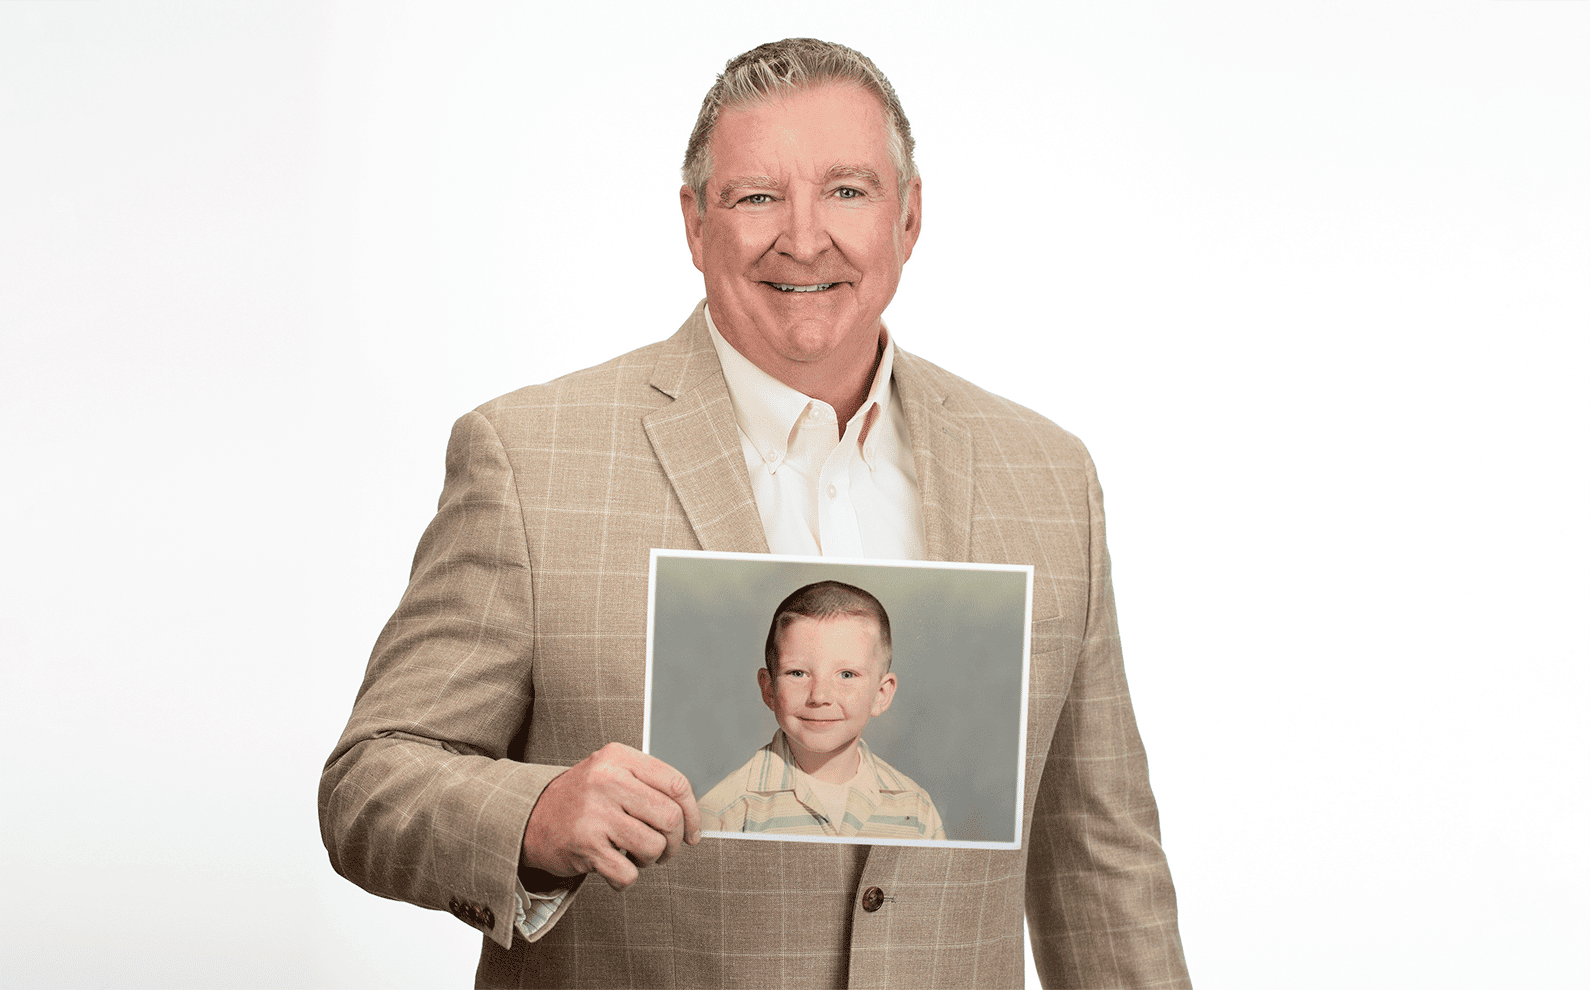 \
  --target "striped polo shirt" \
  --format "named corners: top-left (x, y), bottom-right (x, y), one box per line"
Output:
top-left (700, 731), bottom-right (947, 841)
